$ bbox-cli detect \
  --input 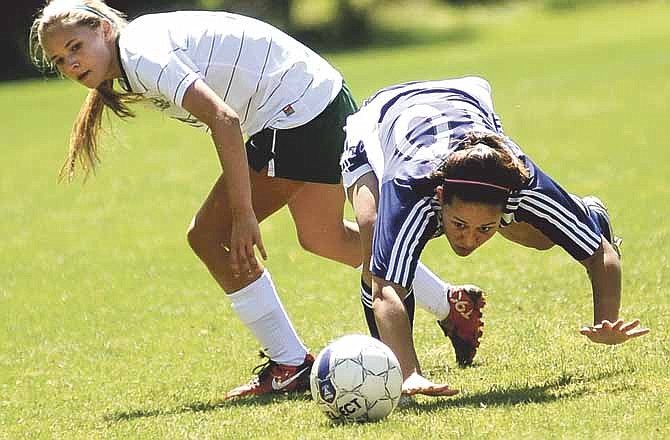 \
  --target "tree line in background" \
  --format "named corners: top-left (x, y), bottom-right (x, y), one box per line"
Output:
top-left (4, 0), bottom-right (379, 81)
top-left (2, 0), bottom-right (620, 81)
